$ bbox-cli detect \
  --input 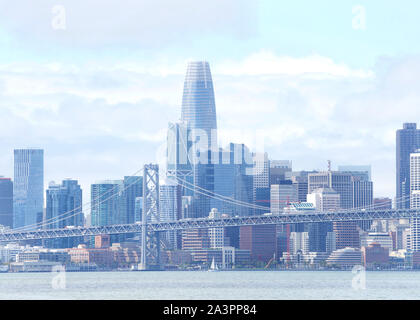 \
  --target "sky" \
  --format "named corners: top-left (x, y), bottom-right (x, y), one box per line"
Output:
top-left (1, 0), bottom-right (420, 211)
